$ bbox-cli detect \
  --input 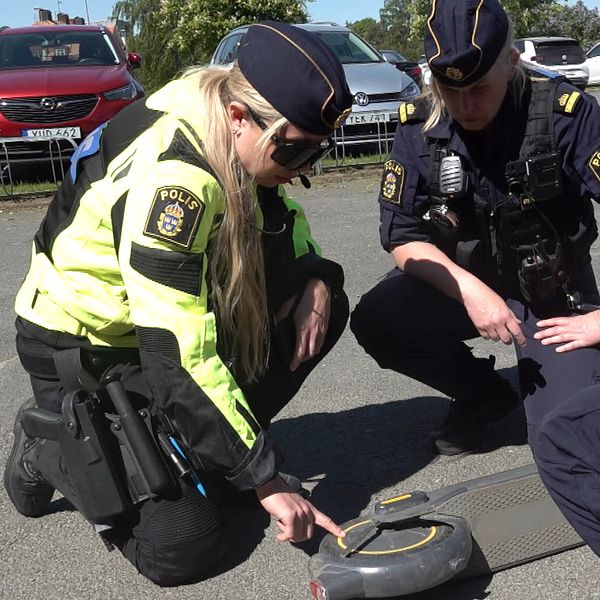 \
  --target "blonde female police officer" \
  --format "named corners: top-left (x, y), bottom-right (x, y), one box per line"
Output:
top-left (351, 0), bottom-right (600, 555)
top-left (4, 22), bottom-right (353, 585)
